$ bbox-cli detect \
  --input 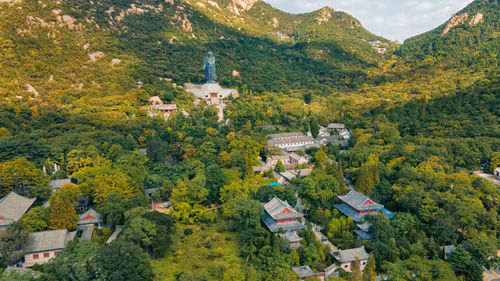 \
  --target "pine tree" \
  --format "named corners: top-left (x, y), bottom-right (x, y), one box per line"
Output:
top-left (290, 249), bottom-right (300, 266)
top-left (363, 253), bottom-right (376, 281)
top-left (275, 160), bottom-right (285, 173)
top-left (355, 164), bottom-right (379, 194)
top-left (49, 196), bottom-right (79, 231)
top-left (338, 161), bottom-right (347, 194)
top-left (348, 258), bottom-right (362, 281)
